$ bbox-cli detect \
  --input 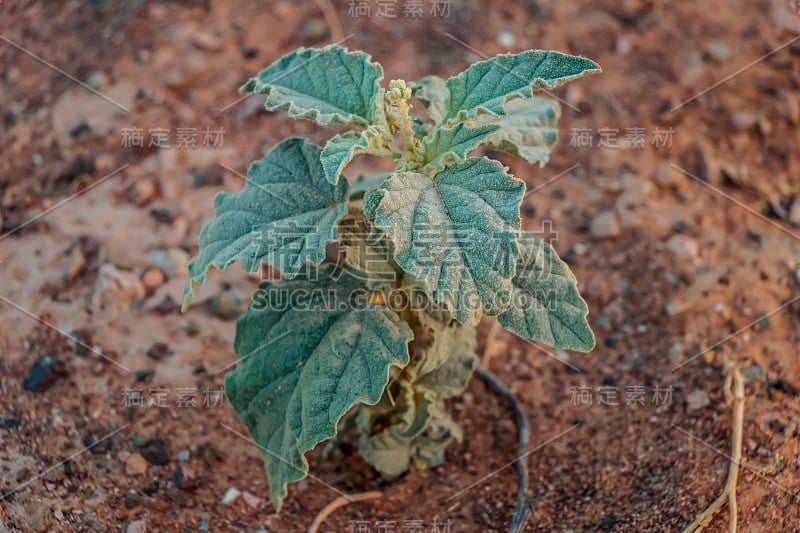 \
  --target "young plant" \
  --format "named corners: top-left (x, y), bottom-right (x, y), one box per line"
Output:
top-left (182, 45), bottom-right (600, 511)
